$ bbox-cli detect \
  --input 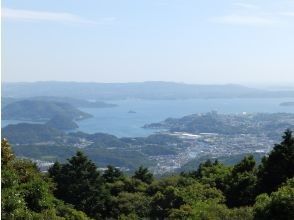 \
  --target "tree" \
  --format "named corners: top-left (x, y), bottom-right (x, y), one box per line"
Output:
top-left (49, 151), bottom-right (109, 218)
top-left (132, 166), bottom-right (154, 184)
top-left (1, 138), bottom-right (14, 166)
top-left (150, 186), bottom-right (184, 219)
top-left (257, 129), bottom-right (294, 193)
top-left (226, 155), bottom-right (257, 207)
top-left (194, 159), bottom-right (231, 192)
top-left (111, 192), bottom-right (151, 218)
top-left (103, 165), bottom-right (124, 183)
top-left (170, 182), bottom-right (227, 219)
top-left (179, 182), bottom-right (225, 206)
top-left (254, 178), bottom-right (294, 220)
top-left (1, 139), bottom-right (90, 219)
